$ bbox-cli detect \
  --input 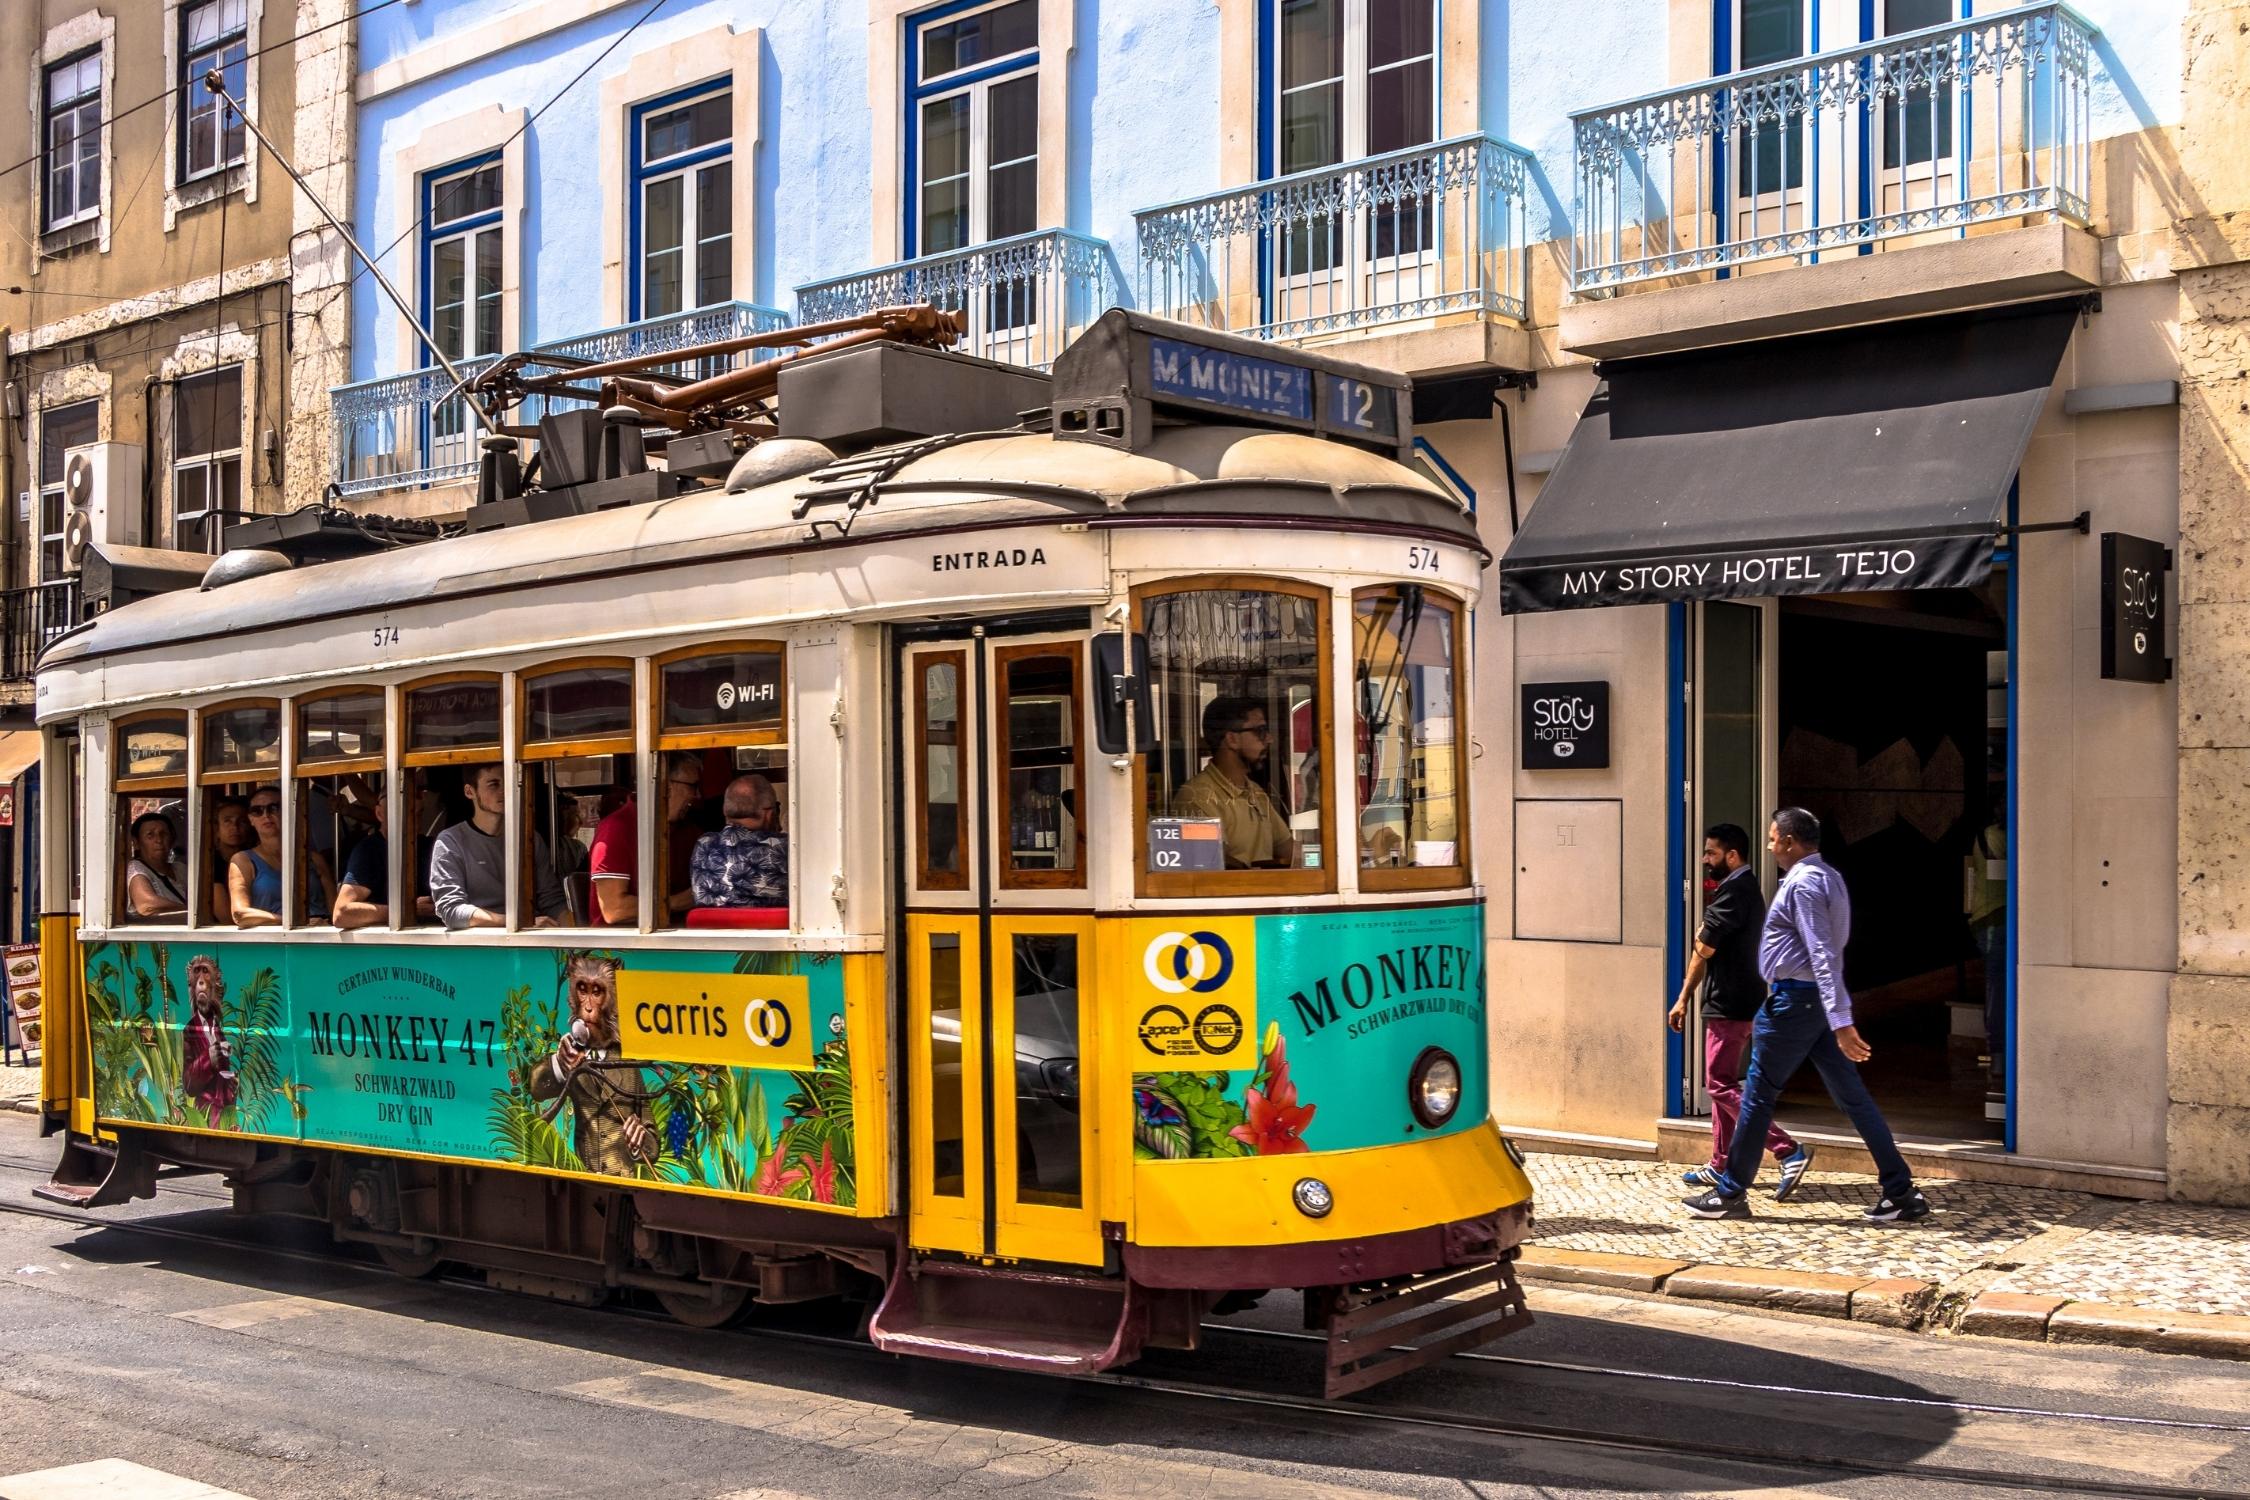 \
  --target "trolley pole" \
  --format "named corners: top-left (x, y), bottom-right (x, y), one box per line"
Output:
top-left (202, 70), bottom-right (500, 436)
